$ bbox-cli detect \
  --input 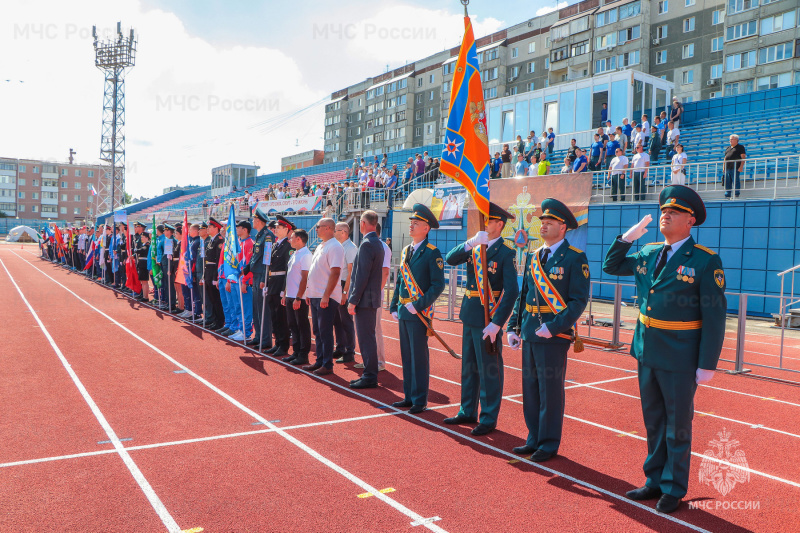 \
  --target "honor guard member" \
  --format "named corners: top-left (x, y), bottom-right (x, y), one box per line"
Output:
top-left (118, 222), bottom-right (129, 292)
top-left (173, 223), bottom-right (184, 311)
top-left (389, 204), bottom-right (446, 414)
top-left (264, 215), bottom-right (295, 357)
top-left (132, 222), bottom-right (147, 297)
top-left (603, 185), bottom-right (726, 513)
top-left (135, 231), bottom-right (151, 302)
top-left (161, 224), bottom-right (179, 312)
top-left (196, 222), bottom-right (210, 322)
top-left (243, 208), bottom-right (275, 347)
top-left (154, 224), bottom-right (165, 305)
top-left (204, 217), bottom-right (226, 330)
top-left (444, 203), bottom-right (519, 436)
top-left (507, 198), bottom-right (590, 462)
